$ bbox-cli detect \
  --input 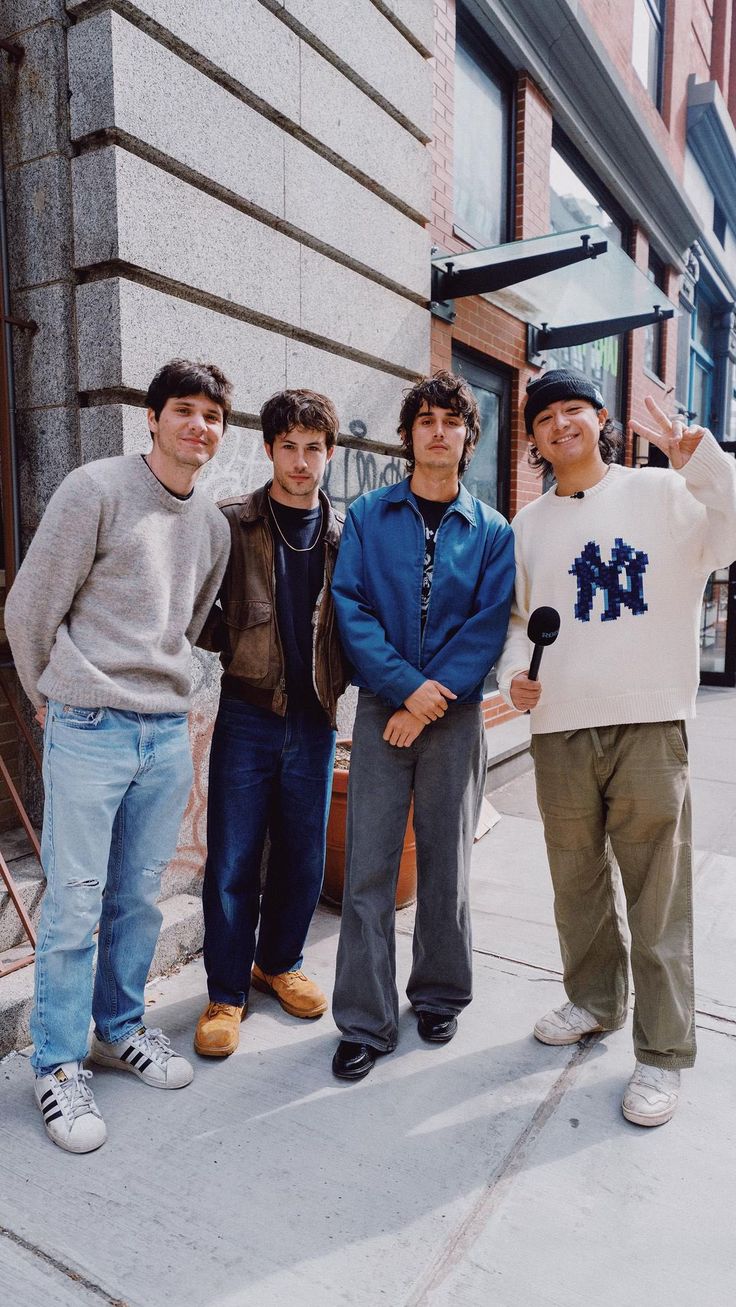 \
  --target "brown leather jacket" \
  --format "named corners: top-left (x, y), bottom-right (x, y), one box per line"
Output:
top-left (198, 483), bottom-right (348, 727)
